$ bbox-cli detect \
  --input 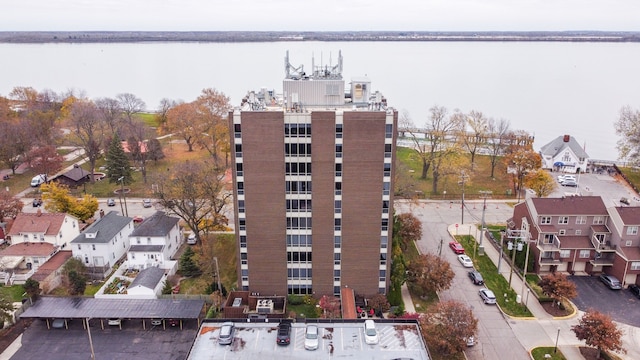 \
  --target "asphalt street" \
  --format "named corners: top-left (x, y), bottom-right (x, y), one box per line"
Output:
top-left (396, 199), bottom-right (640, 360)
